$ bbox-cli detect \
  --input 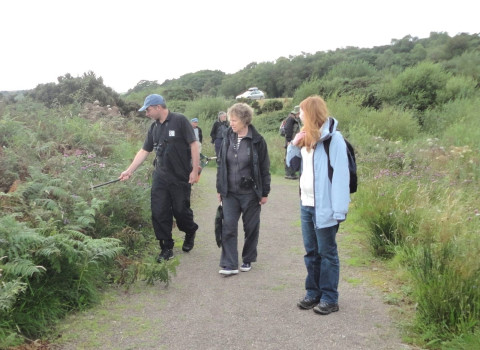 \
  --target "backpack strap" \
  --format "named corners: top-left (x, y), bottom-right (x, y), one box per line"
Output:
top-left (323, 137), bottom-right (333, 183)
top-left (323, 118), bottom-right (335, 182)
